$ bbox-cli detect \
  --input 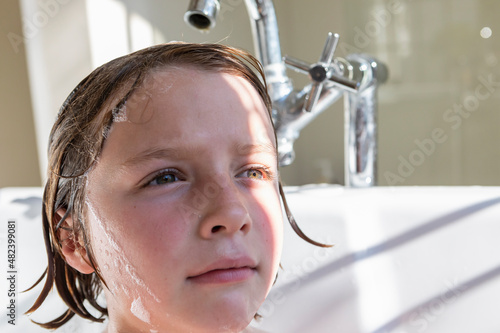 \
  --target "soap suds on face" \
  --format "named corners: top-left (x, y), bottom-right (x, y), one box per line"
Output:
top-left (131, 297), bottom-right (151, 324)
top-left (121, 284), bottom-right (130, 297)
top-left (111, 281), bottom-right (119, 295)
top-left (85, 200), bottom-right (161, 303)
